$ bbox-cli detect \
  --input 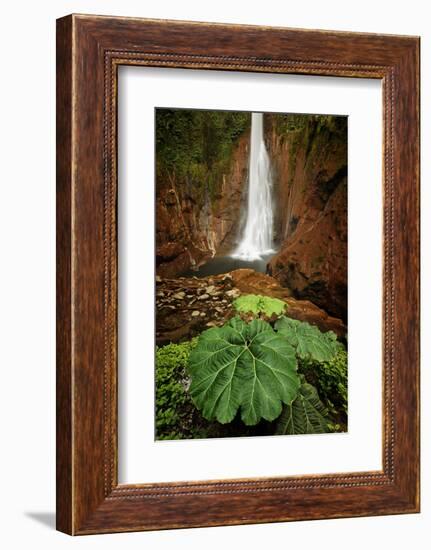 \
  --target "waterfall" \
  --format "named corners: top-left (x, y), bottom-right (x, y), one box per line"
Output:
top-left (233, 112), bottom-right (274, 261)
